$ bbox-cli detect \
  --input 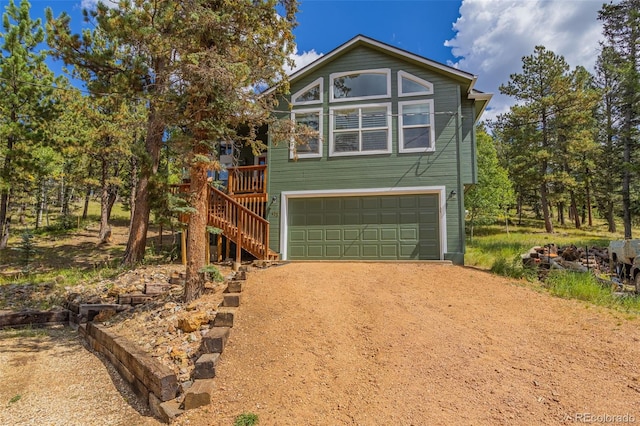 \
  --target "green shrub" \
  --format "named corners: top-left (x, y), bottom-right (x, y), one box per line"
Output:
top-left (234, 412), bottom-right (259, 426)
top-left (545, 271), bottom-right (610, 303)
top-left (490, 255), bottom-right (537, 280)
